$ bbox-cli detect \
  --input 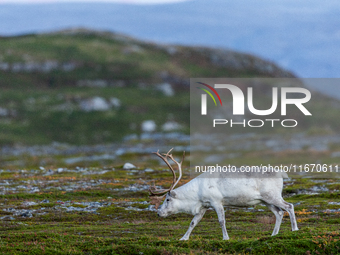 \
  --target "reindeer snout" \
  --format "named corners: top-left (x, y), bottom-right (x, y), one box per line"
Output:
top-left (157, 211), bottom-right (167, 217)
